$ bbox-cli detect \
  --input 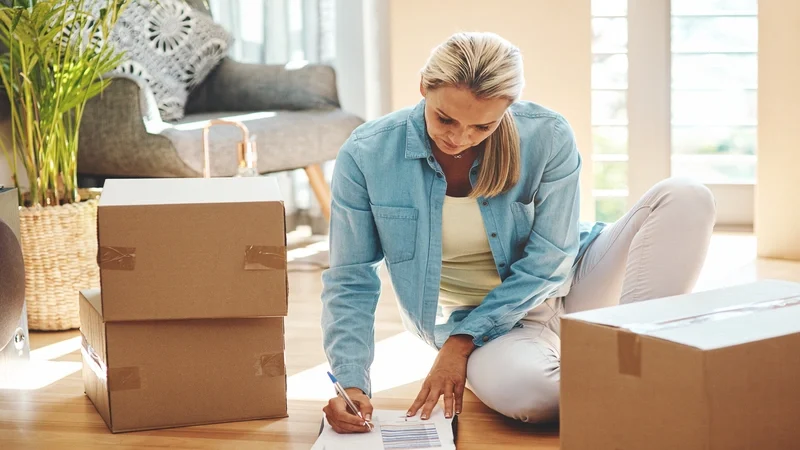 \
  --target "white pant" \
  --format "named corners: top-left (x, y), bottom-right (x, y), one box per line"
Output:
top-left (465, 177), bottom-right (716, 423)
